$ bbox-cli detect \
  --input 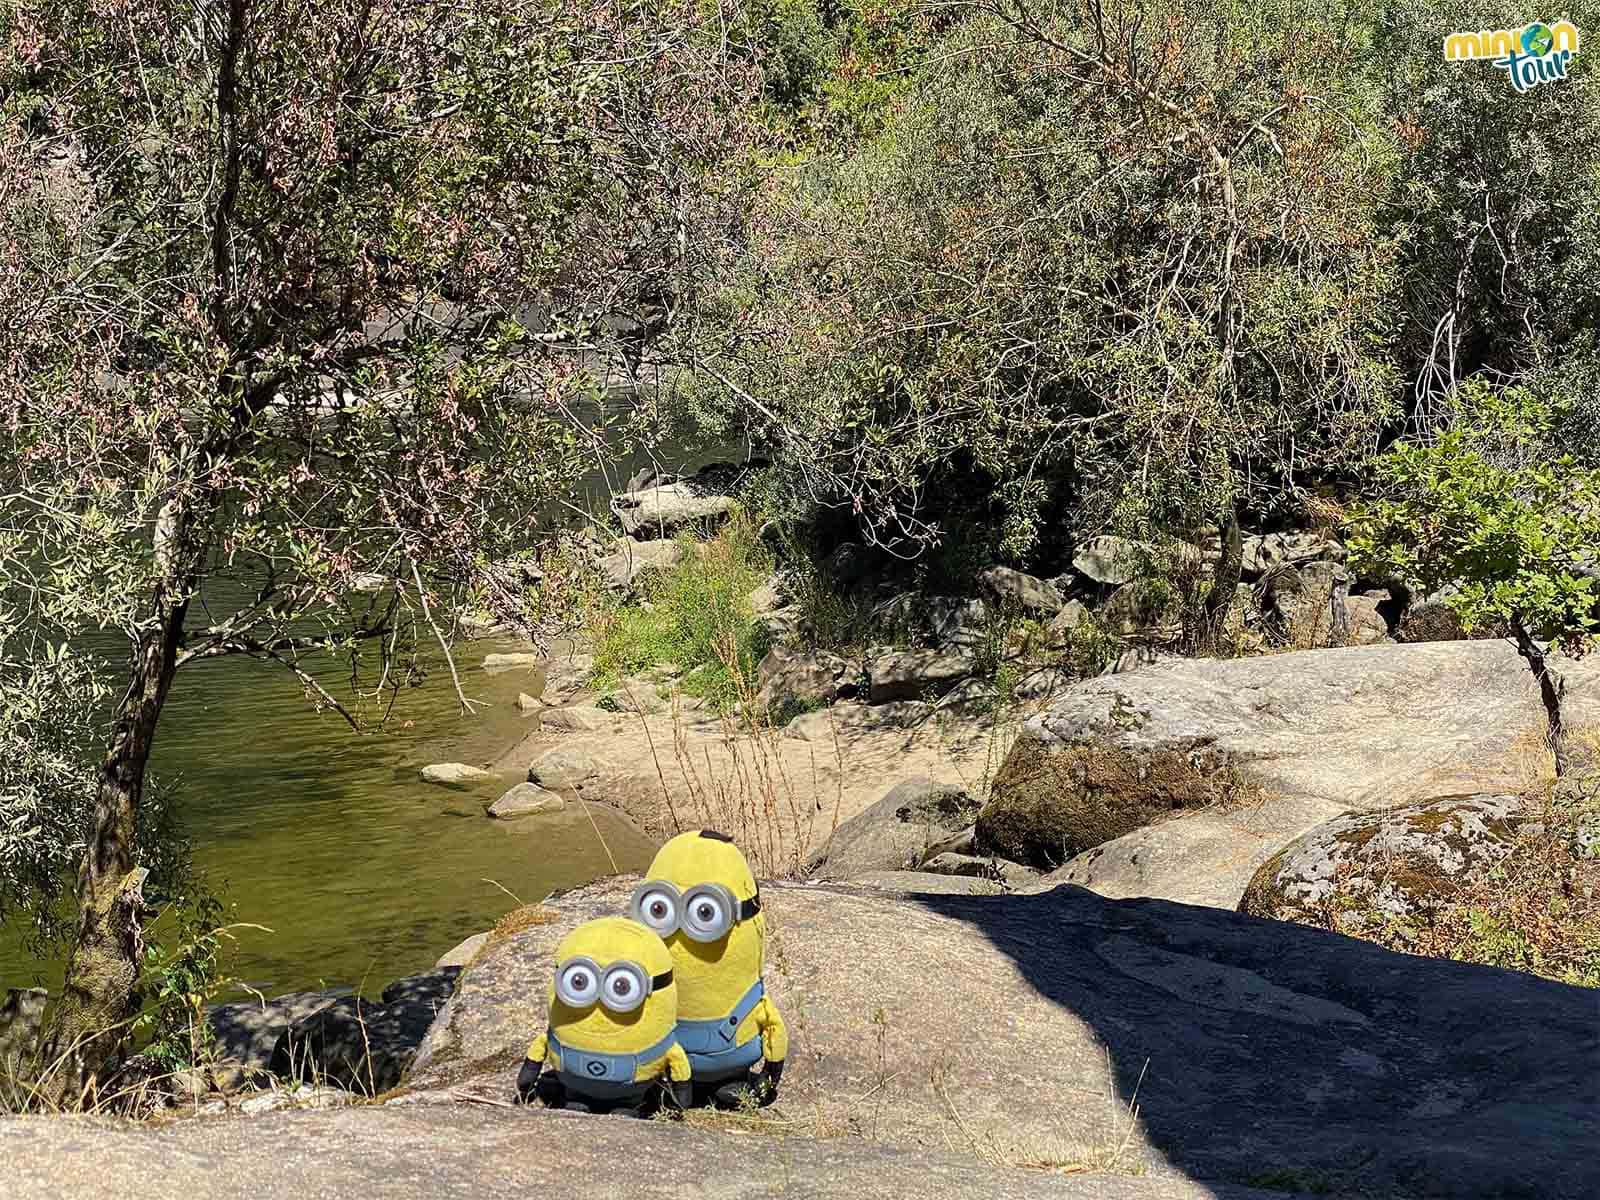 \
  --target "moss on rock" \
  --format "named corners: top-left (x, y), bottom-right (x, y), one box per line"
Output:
top-left (976, 737), bottom-right (1255, 869)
